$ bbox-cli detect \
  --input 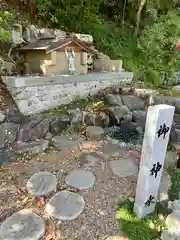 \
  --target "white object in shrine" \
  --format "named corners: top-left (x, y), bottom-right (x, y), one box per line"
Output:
top-left (65, 48), bottom-right (76, 74)
top-left (133, 104), bottom-right (175, 219)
